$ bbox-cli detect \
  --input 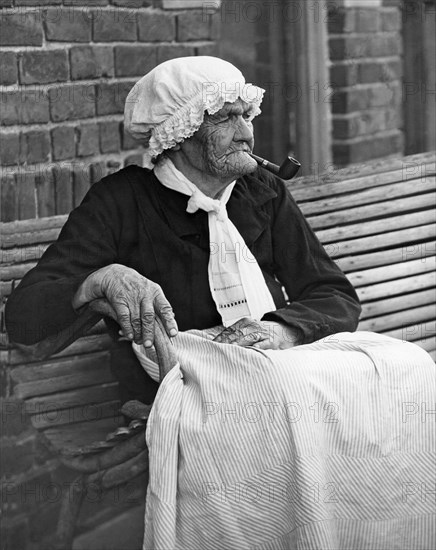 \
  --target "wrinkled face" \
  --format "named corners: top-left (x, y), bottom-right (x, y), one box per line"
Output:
top-left (180, 98), bottom-right (258, 181)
